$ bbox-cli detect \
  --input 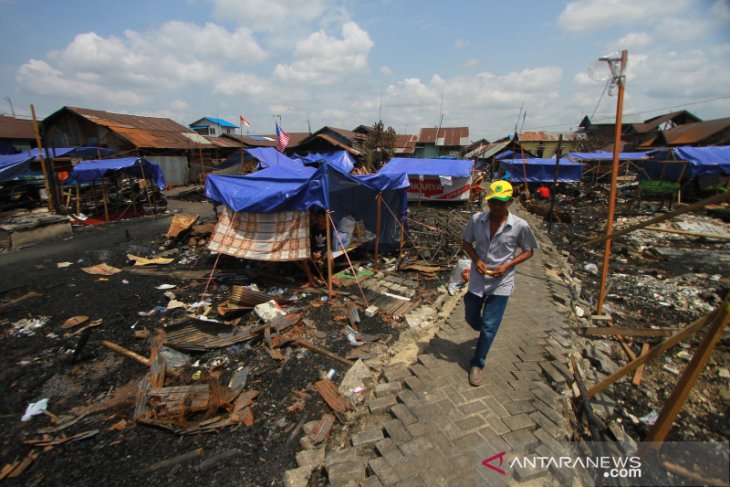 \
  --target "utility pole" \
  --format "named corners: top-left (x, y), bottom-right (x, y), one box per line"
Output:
top-left (30, 104), bottom-right (54, 213)
top-left (4, 96), bottom-right (15, 117)
top-left (597, 50), bottom-right (628, 315)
